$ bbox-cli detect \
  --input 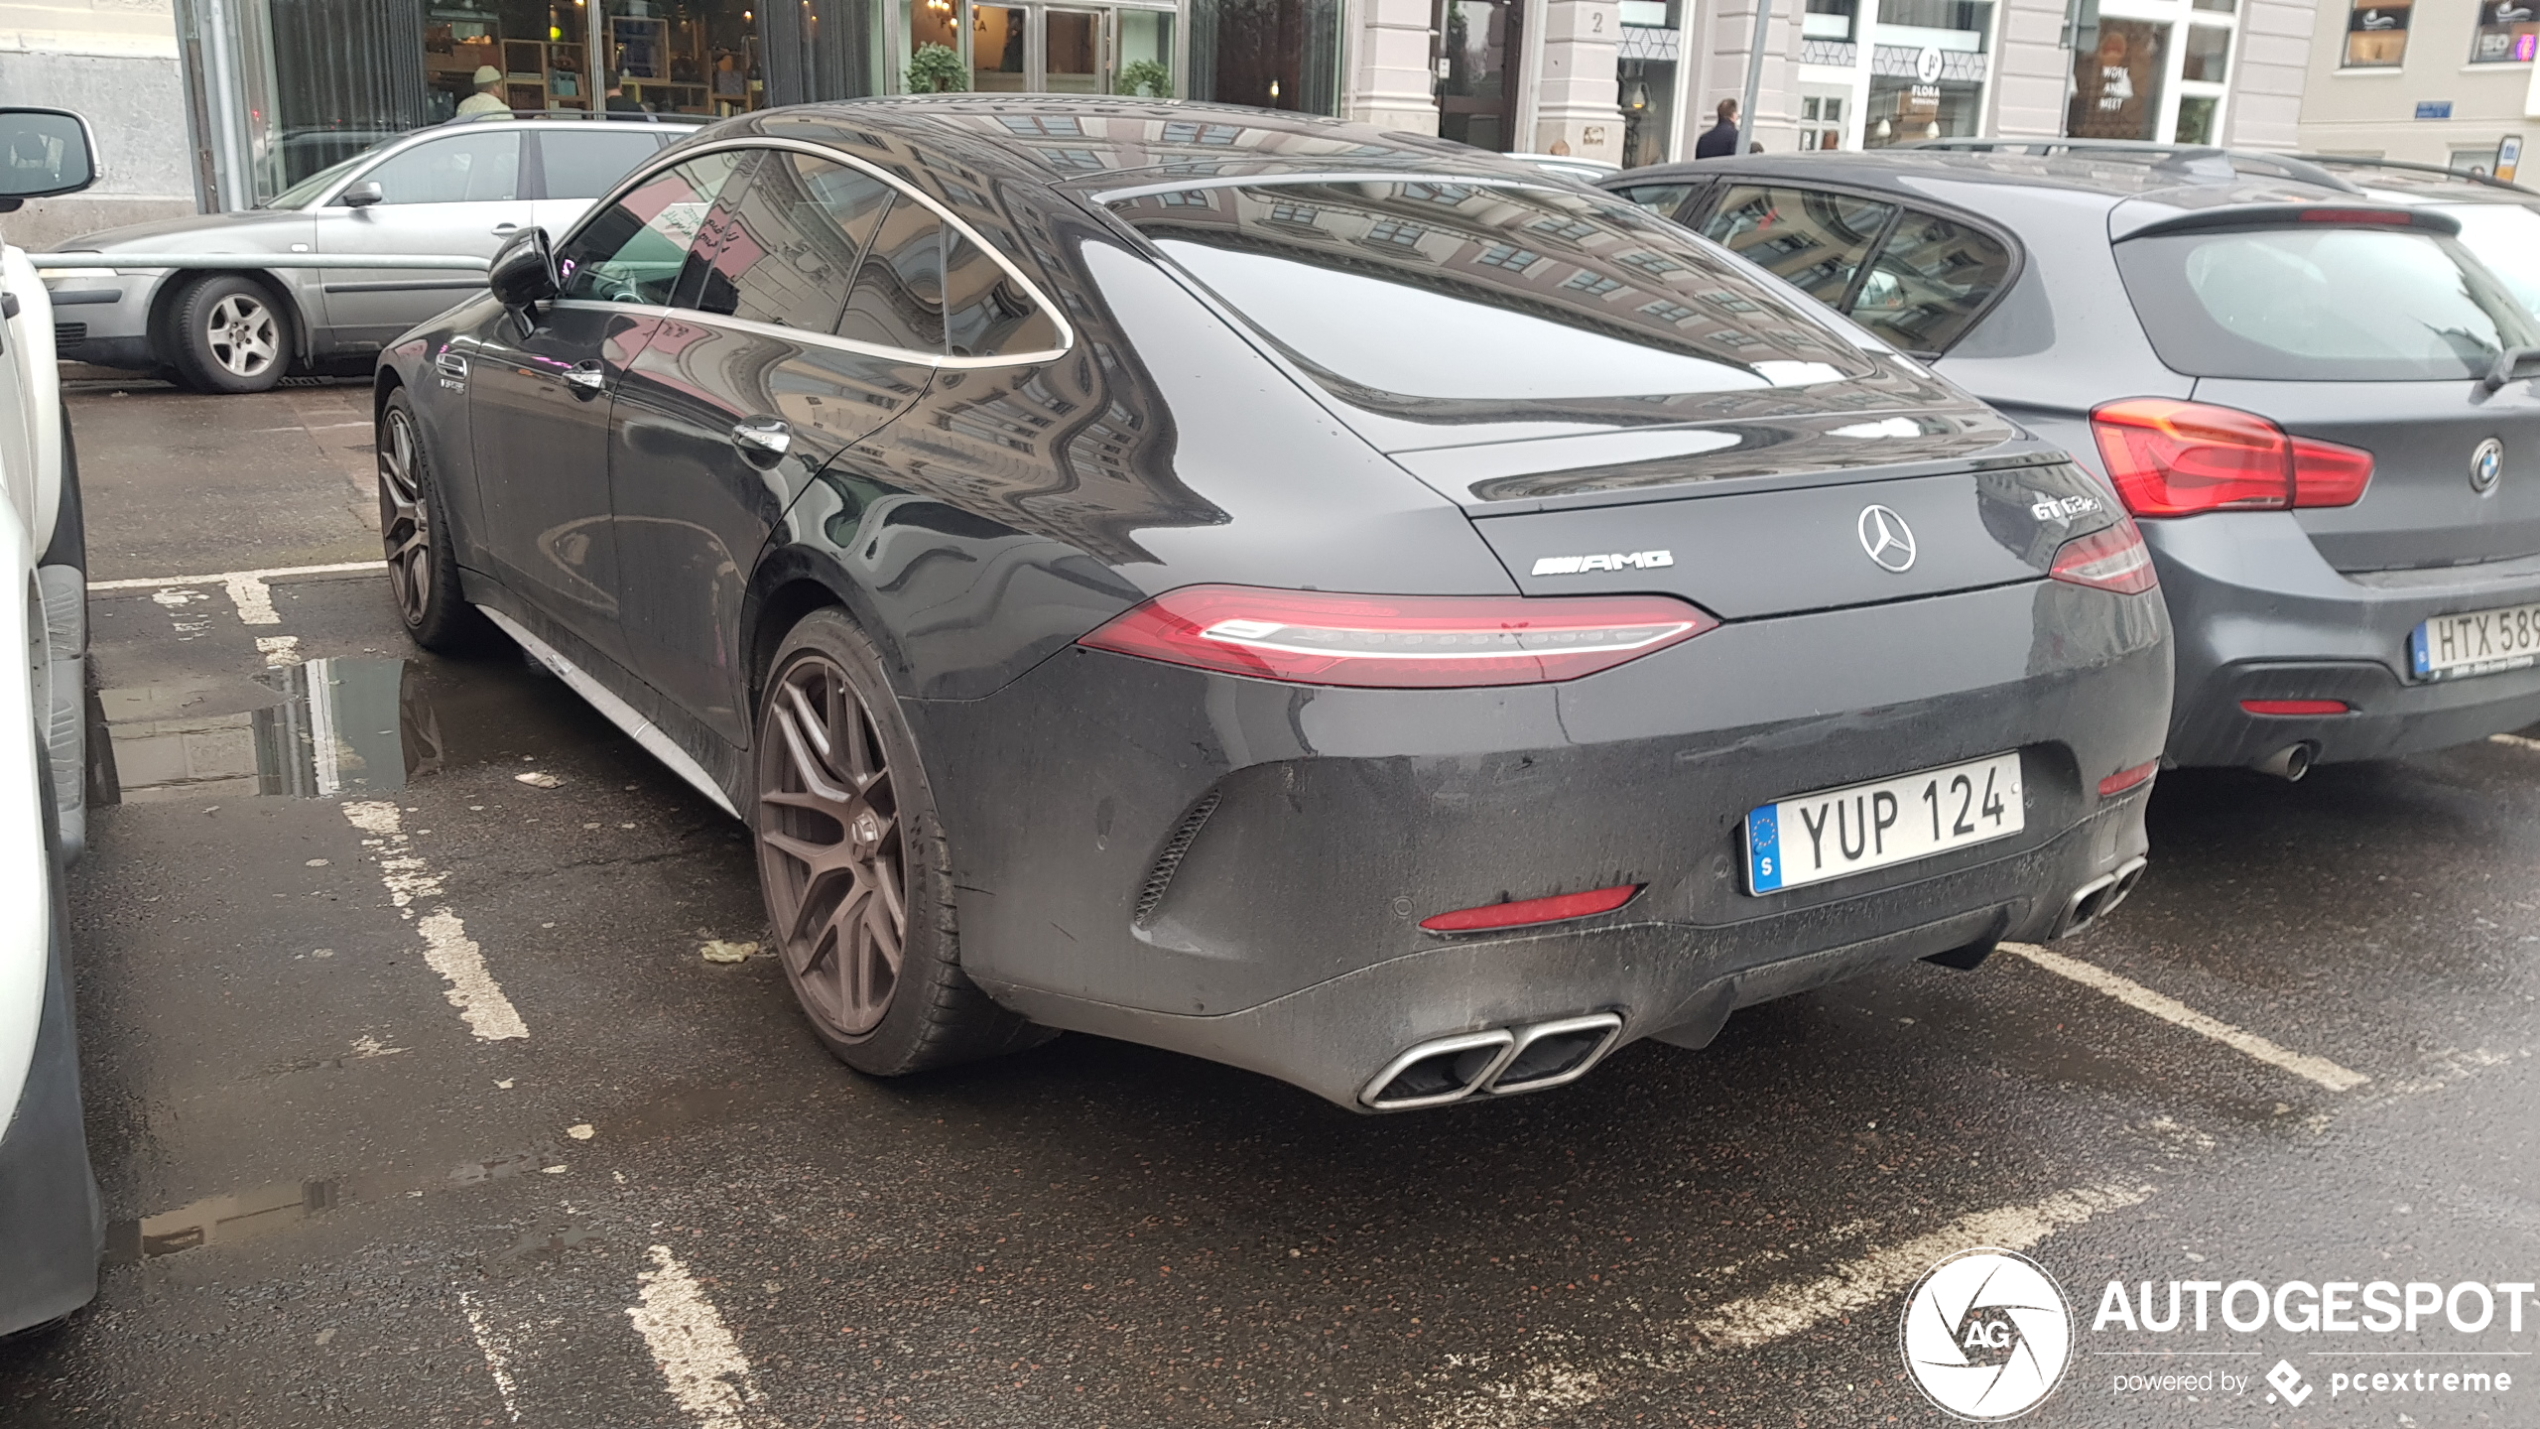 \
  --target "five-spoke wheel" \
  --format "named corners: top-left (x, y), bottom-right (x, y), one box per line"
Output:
top-left (165, 273), bottom-right (291, 394)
